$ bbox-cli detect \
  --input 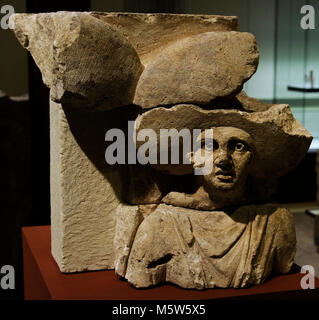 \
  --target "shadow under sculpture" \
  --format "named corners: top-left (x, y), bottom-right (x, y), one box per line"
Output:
top-left (11, 12), bottom-right (313, 289)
